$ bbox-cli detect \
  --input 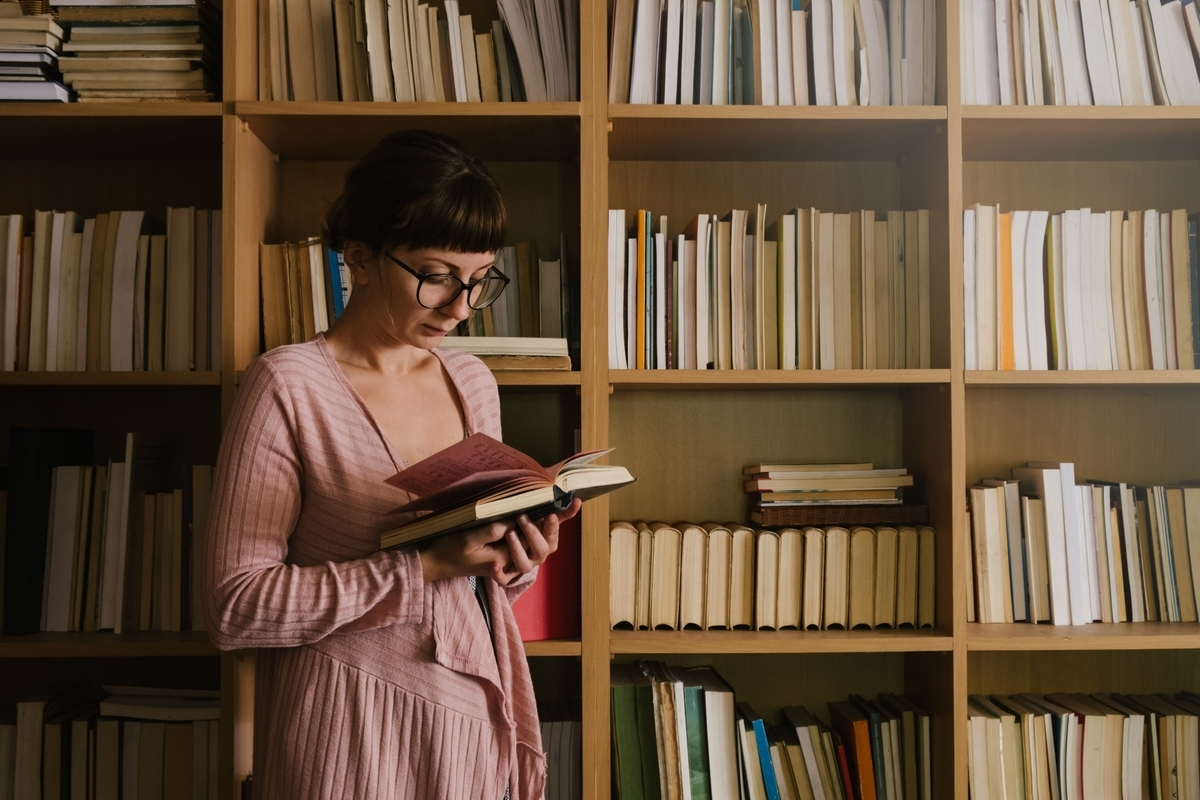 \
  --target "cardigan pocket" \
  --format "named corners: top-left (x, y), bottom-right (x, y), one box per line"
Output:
top-left (431, 578), bottom-right (502, 689)
top-left (514, 740), bottom-right (548, 800)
